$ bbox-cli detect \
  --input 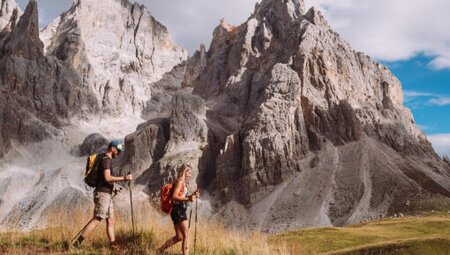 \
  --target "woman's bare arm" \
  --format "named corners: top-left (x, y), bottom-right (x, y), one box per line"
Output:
top-left (172, 181), bottom-right (190, 202)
